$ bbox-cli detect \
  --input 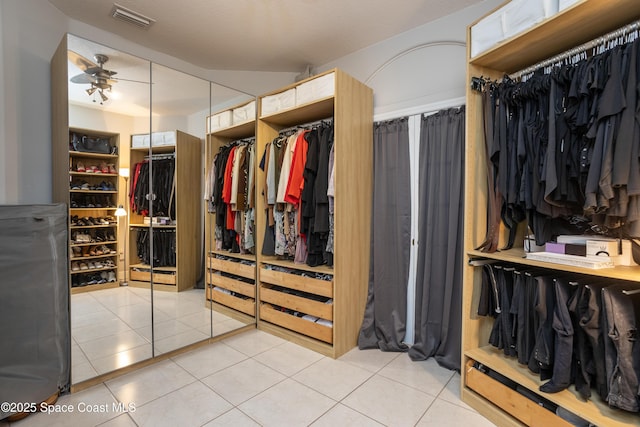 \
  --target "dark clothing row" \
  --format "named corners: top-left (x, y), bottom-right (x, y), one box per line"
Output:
top-left (477, 37), bottom-right (640, 250)
top-left (134, 228), bottom-right (176, 267)
top-left (130, 158), bottom-right (176, 219)
top-left (479, 263), bottom-right (640, 412)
